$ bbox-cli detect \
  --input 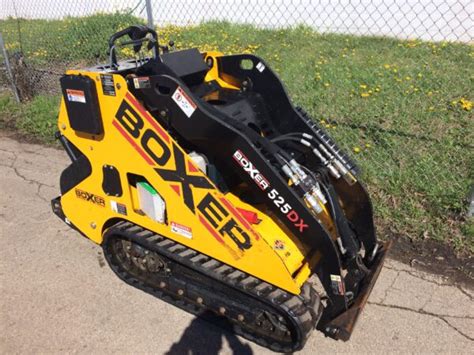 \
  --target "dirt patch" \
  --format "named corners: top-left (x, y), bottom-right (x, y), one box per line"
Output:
top-left (0, 128), bottom-right (60, 147)
top-left (386, 232), bottom-right (473, 288)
